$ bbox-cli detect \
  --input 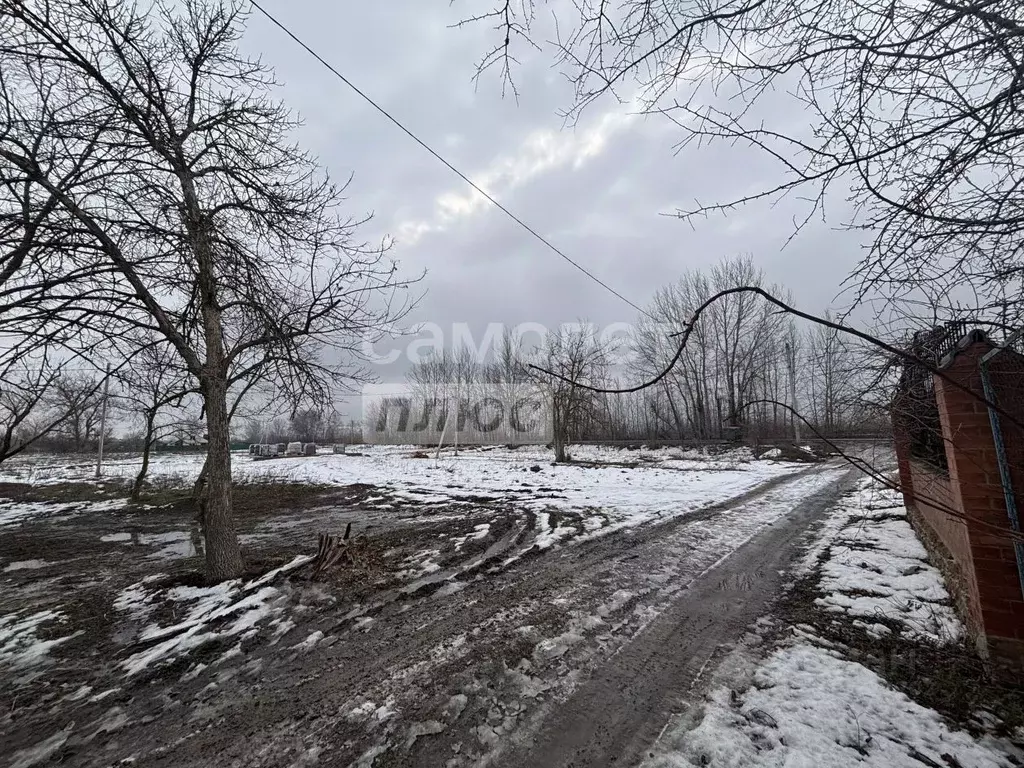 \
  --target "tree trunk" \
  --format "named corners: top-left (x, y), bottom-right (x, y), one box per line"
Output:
top-left (553, 399), bottom-right (567, 462)
top-left (178, 164), bottom-right (242, 582)
top-left (130, 413), bottom-right (155, 501)
top-left (192, 455), bottom-right (209, 501)
top-left (201, 375), bottom-right (242, 582)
